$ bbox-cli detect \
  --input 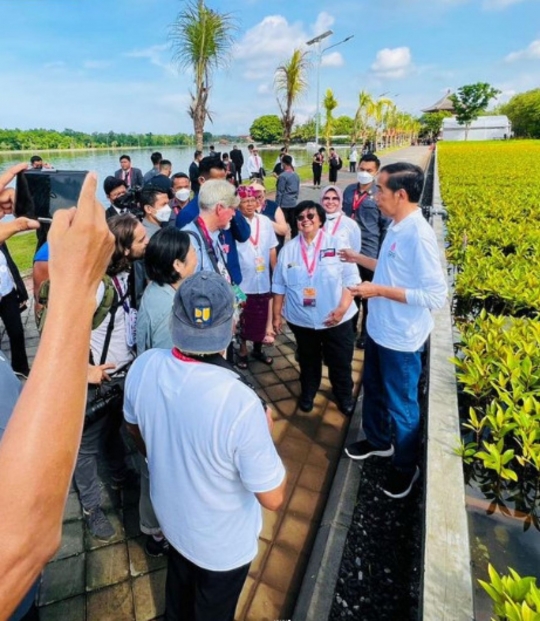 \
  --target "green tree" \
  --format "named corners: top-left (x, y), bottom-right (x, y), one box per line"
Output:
top-left (499, 88), bottom-right (540, 138)
top-left (353, 90), bottom-right (374, 144)
top-left (322, 89), bottom-right (338, 149)
top-left (249, 115), bottom-right (283, 144)
top-left (274, 48), bottom-right (310, 148)
top-left (419, 111), bottom-right (452, 140)
top-left (449, 82), bottom-right (501, 140)
top-left (333, 115), bottom-right (354, 139)
top-left (169, 0), bottom-right (237, 151)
